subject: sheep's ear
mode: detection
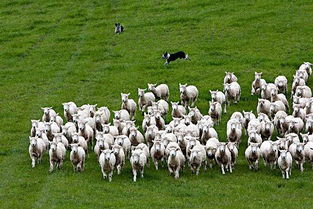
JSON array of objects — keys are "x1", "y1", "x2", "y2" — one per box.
[
  {"x1": 127, "y1": 93, "x2": 130, "y2": 96},
  {"x1": 120, "y1": 93, "x2": 123, "y2": 96}
]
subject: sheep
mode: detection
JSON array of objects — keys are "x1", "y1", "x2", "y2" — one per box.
[
  {"x1": 304, "y1": 141, "x2": 313, "y2": 168},
  {"x1": 102, "y1": 123, "x2": 119, "y2": 136},
  {"x1": 121, "y1": 93, "x2": 137, "y2": 120},
  {"x1": 210, "y1": 90, "x2": 227, "y2": 113},
  {"x1": 167, "y1": 147, "x2": 185, "y2": 179},
  {"x1": 53, "y1": 133, "x2": 69, "y2": 149},
  {"x1": 129, "y1": 126, "x2": 144, "y2": 146},
  {"x1": 208, "y1": 102, "x2": 222, "y2": 125},
  {"x1": 299, "y1": 62, "x2": 312, "y2": 76},
  {"x1": 205, "y1": 137, "x2": 219, "y2": 168},
  {"x1": 274, "y1": 75, "x2": 288, "y2": 93},
  {"x1": 145, "y1": 125, "x2": 159, "y2": 148},
  {"x1": 245, "y1": 143, "x2": 261, "y2": 171},
  {"x1": 62, "y1": 122, "x2": 77, "y2": 142},
  {"x1": 200, "y1": 122, "x2": 218, "y2": 144},
  {"x1": 260, "y1": 83, "x2": 277, "y2": 100},
  {"x1": 112, "y1": 144, "x2": 125, "y2": 175},
  {"x1": 99, "y1": 149, "x2": 115, "y2": 181},
  {"x1": 223, "y1": 82, "x2": 241, "y2": 105},
  {"x1": 247, "y1": 130, "x2": 262, "y2": 145},
  {"x1": 257, "y1": 113, "x2": 270, "y2": 123},
  {"x1": 130, "y1": 149, "x2": 147, "y2": 182},
  {"x1": 285, "y1": 133, "x2": 300, "y2": 147},
  {"x1": 273, "y1": 111, "x2": 287, "y2": 136},
  {"x1": 186, "y1": 137, "x2": 201, "y2": 159},
  {"x1": 171, "y1": 102, "x2": 186, "y2": 118},
  {"x1": 44, "y1": 122, "x2": 61, "y2": 141},
  {"x1": 114, "y1": 135, "x2": 131, "y2": 158},
  {"x1": 260, "y1": 140, "x2": 278, "y2": 169},
  {"x1": 78, "y1": 120, "x2": 94, "y2": 147},
  {"x1": 28, "y1": 136, "x2": 46, "y2": 168},
  {"x1": 179, "y1": 83, "x2": 199, "y2": 107},
  {"x1": 227, "y1": 119, "x2": 242, "y2": 145},
  {"x1": 305, "y1": 99, "x2": 313, "y2": 115},
  {"x1": 35, "y1": 129, "x2": 49, "y2": 149},
  {"x1": 95, "y1": 131, "x2": 114, "y2": 147},
  {"x1": 269, "y1": 101, "x2": 286, "y2": 119},
  {"x1": 301, "y1": 133, "x2": 313, "y2": 144},
  {"x1": 150, "y1": 139, "x2": 166, "y2": 170},
  {"x1": 188, "y1": 107, "x2": 203, "y2": 124},
  {"x1": 278, "y1": 150, "x2": 292, "y2": 179},
  {"x1": 296, "y1": 69, "x2": 309, "y2": 82},
  {"x1": 161, "y1": 132, "x2": 177, "y2": 148},
  {"x1": 62, "y1": 102, "x2": 77, "y2": 122},
  {"x1": 30, "y1": 120, "x2": 45, "y2": 137},
  {"x1": 147, "y1": 83, "x2": 169, "y2": 101},
  {"x1": 134, "y1": 143, "x2": 150, "y2": 163},
  {"x1": 292, "y1": 104, "x2": 306, "y2": 121},
  {"x1": 230, "y1": 112, "x2": 244, "y2": 125},
  {"x1": 295, "y1": 85, "x2": 312, "y2": 98},
  {"x1": 120, "y1": 120, "x2": 135, "y2": 136},
  {"x1": 154, "y1": 111, "x2": 165, "y2": 130},
  {"x1": 247, "y1": 119, "x2": 261, "y2": 135},
  {"x1": 260, "y1": 121, "x2": 274, "y2": 141},
  {"x1": 215, "y1": 142, "x2": 232, "y2": 174},
  {"x1": 291, "y1": 76, "x2": 306, "y2": 98},
  {"x1": 72, "y1": 133, "x2": 88, "y2": 156},
  {"x1": 289, "y1": 142, "x2": 305, "y2": 172},
  {"x1": 50, "y1": 113, "x2": 64, "y2": 128},
  {"x1": 270, "y1": 88, "x2": 289, "y2": 110},
  {"x1": 176, "y1": 132, "x2": 188, "y2": 155},
  {"x1": 41, "y1": 107, "x2": 57, "y2": 122},
  {"x1": 153, "y1": 100, "x2": 169, "y2": 117},
  {"x1": 251, "y1": 72, "x2": 267, "y2": 95},
  {"x1": 142, "y1": 113, "x2": 156, "y2": 132},
  {"x1": 242, "y1": 111, "x2": 256, "y2": 135},
  {"x1": 305, "y1": 119, "x2": 313, "y2": 134},
  {"x1": 138, "y1": 88, "x2": 155, "y2": 112},
  {"x1": 189, "y1": 144, "x2": 206, "y2": 175},
  {"x1": 113, "y1": 109, "x2": 130, "y2": 121},
  {"x1": 276, "y1": 137, "x2": 289, "y2": 150},
  {"x1": 257, "y1": 99, "x2": 271, "y2": 115},
  {"x1": 69, "y1": 143, "x2": 86, "y2": 172},
  {"x1": 224, "y1": 72, "x2": 238, "y2": 84},
  {"x1": 49, "y1": 141, "x2": 66, "y2": 172},
  {"x1": 94, "y1": 138, "x2": 110, "y2": 158},
  {"x1": 287, "y1": 118, "x2": 304, "y2": 135},
  {"x1": 227, "y1": 142, "x2": 238, "y2": 169}
]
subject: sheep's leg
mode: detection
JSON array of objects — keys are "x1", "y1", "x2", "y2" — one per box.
[
  {"x1": 73, "y1": 164, "x2": 76, "y2": 172},
  {"x1": 286, "y1": 169, "x2": 289, "y2": 179},
  {"x1": 59, "y1": 160, "x2": 63, "y2": 169},
  {"x1": 132, "y1": 169, "x2": 137, "y2": 182},
  {"x1": 229, "y1": 163, "x2": 233, "y2": 173},
  {"x1": 141, "y1": 167, "x2": 144, "y2": 178},
  {"x1": 109, "y1": 171, "x2": 113, "y2": 182},
  {"x1": 154, "y1": 159, "x2": 159, "y2": 170},
  {"x1": 168, "y1": 166, "x2": 174, "y2": 175},
  {"x1": 174, "y1": 169, "x2": 179, "y2": 179},
  {"x1": 196, "y1": 165, "x2": 201, "y2": 175},
  {"x1": 282, "y1": 171, "x2": 285, "y2": 179},
  {"x1": 224, "y1": 103, "x2": 227, "y2": 113},
  {"x1": 49, "y1": 161, "x2": 54, "y2": 172},
  {"x1": 300, "y1": 162, "x2": 304, "y2": 172},
  {"x1": 31, "y1": 157, "x2": 36, "y2": 168},
  {"x1": 221, "y1": 164, "x2": 225, "y2": 174},
  {"x1": 255, "y1": 160, "x2": 259, "y2": 171},
  {"x1": 117, "y1": 165, "x2": 121, "y2": 175}
]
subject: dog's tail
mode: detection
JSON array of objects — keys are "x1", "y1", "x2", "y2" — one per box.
[{"x1": 185, "y1": 54, "x2": 191, "y2": 61}]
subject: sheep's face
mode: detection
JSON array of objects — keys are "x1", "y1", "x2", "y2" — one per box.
[
  {"x1": 146, "y1": 126, "x2": 156, "y2": 136},
  {"x1": 278, "y1": 138, "x2": 288, "y2": 150},
  {"x1": 30, "y1": 137, "x2": 38, "y2": 147},
  {"x1": 113, "y1": 111, "x2": 121, "y2": 120},
  {"x1": 269, "y1": 104, "x2": 276, "y2": 115},
  {"x1": 95, "y1": 132, "x2": 104, "y2": 140},
  {"x1": 179, "y1": 84, "x2": 187, "y2": 94},
  {"x1": 155, "y1": 111, "x2": 161, "y2": 120},
  {"x1": 202, "y1": 124, "x2": 209, "y2": 133},
  {"x1": 50, "y1": 142, "x2": 57, "y2": 152},
  {"x1": 95, "y1": 114, "x2": 101, "y2": 122},
  {"x1": 306, "y1": 120, "x2": 313, "y2": 129},
  {"x1": 289, "y1": 121, "x2": 296, "y2": 130},
  {"x1": 72, "y1": 114, "x2": 80, "y2": 124},
  {"x1": 78, "y1": 121, "x2": 86, "y2": 131},
  {"x1": 296, "y1": 143, "x2": 304, "y2": 154},
  {"x1": 42, "y1": 107, "x2": 51, "y2": 116},
  {"x1": 272, "y1": 143, "x2": 278, "y2": 153},
  {"x1": 35, "y1": 129, "x2": 42, "y2": 138},
  {"x1": 270, "y1": 88, "x2": 277, "y2": 97},
  {"x1": 296, "y1": 87, "x2": 303, "y2": 97},
  {"x1": 44, "y1": 122, "x2": 51, "y2": 132},
  {"x1": 115, "y1": 137, "x2": 123, "y2": 146},
  {"x1": 255, "y1": 72, "x2": 262, "y2": 80},
  {"x1": 154, "y1": 141, "x2": 162, "y2": 152},
  {"x1": 210, "y1": 91, "x2": 217, "y2": 100},
  {"x1": 301, "y1": 134, "x2": 309, "y2": 143},
  {"x1": 130, "y1": 128, "x2": 137, "y2": 137},
  {"x1": 113, "y1": 145, "x2": 121, "y2": 155},
  {"x1": 72, "y1": 134, "x2": 79, "y2": 143},
  {"x1": 31, "y1": 120, "x2": 39, "y2": 128},
  {"x1": 121, "y1": 93, "x2": 129, "y2": 103},
  {"x1": 265, "y1": 122, "x2": 272, "y2": 130},
  {"x1": 63, "y1": 103, "x2": 69, "y2": 112},
  {"x1": 250, "y1": 144, "x2": 258, "y2": 155},
  {"x1": 189, "y1": 138, "x2": 197, "y2": 148},
  {"x1": 103, "y1": 150, "x2": 112, "y2": 161},
  {"x1": 138, "y1": 88, "x2": 145, "y2": 97},
  {"x1": 155, "y1": 132, "x2": 162, "y2": 141},
  {"x1": 71, "y1": 144, "x2": 79, "y2": 154},
  {"x1": 165, "y1": 125, "x2": 172, "y2": 133},
  {"x1": 230, "y1": 123, "x2": 237, "y2": 131},
  {"x1": 169, "y1": 148, "x2": 178, "y2": 158},
  {"x1": 261, "y1": 84, "x2": 267, "y2": 91},
  {"x1": 219, "y1": 143, "x2": 226, "y2": 154},
  {"x1": 223, "y1": 84, "x2": 230, "y2": 92},
  {"x1": 147, "y1": 106, "x2": 154, "y2": 115},
  {"x1": 98, "y1": 139, "x2": 105, "y2": 149},
  {"x1": 190, "y1": 150, "x2": 199, "y2": 161},
  {"x1": 183, "y1": 115, "x2": 191, "y2": 125},
  {"x1": 148, "y1": 83, "x2": 157, "y2": 91},
  {"x1": 102, "y1": 125, "x2": 110, "y2": 134},
  {"x1": 132, "y1": 153, "x2": 140, "y2": 164},
  {"x1": 279, "y1": 150, "x2": 287, "y2": 160},
  {"x1": 209, "y1": 103, "x2": 216, "y2": 111},
  {"x1": 171, "y1": 102, "x2": 179, "y2": 110}
]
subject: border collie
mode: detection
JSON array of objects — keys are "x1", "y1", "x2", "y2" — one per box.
[
  {"x1": 162, "y1": 51, "x2": 190, "y2": 65},
  {"x1": 115, "y1": 23, "x2": 124, "y2": 34}
]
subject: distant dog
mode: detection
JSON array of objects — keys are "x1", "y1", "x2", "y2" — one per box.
[
  {"x1": 115, "y1": 23, "x2": 124, "y2": 34},
  {"x1": 162, "y1": 51, "x2": 190, "y2": 65}
]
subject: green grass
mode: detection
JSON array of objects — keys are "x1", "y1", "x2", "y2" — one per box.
[{"x1": 1, "y1": 0, "x2": 313, "y2": 208}]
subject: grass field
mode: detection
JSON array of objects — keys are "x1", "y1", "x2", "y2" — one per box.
[{"x1": 1, "y1": 0, "x2": 313, "y2": 208}]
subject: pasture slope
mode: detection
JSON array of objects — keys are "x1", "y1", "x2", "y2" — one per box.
[{"x1": 1, "y1": 0, "x2": 313, "y2": 208}]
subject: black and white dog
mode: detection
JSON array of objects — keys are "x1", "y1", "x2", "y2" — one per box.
[
  {"x1": 162, "y1": 51, "x2": 190, "y2": 65},
  {"x1": 114, "y1": 23, "x2": 124, "y2": 34}
]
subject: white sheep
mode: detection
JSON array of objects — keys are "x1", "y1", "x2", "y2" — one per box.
[
  {"x1": 274, "y1": 75, "x2": 288, "y2": 93},
  {"x1": 215, "y1": 142, "x2": 232, "y2": 174},
  {"x1": 289, "y1": 142, "x2": 305, "y2": 172},
  {"x1": 200, "y1": 122, "x2": 218, "y2": 144},
  {"x1": 30, "y1": 120, "x2": 45, "y2": 137},
  {"x1": 287, "y1": 118, "x2": 304, "y2": 135},
  {"x1": 148, "y1": 83, "x2": 169, "y2": 101},
  {"x1": 112, "y1": 144, "x2": 125, "y2": 175},
  {"x1": 242, "y1": 111, "x2": 256, "y2": 135},
  {"x1": 223, "y1": 82, "x2": 241, "y2": 105},
  {"x1": 78, "y1": 120, "x2": 94, "y2": 147},
  {"x1": 179, "y1": 83, "x2": 199, "y2": 107},
  {"x1": 189, "y1": 144, "x2": 206, "y2": 175},
  {"x1": 102, "y1": 123, "x2": 119, "y2": 136},
  {"x1": 295, "y1": 85, "x2": 312, "y2": 98},
  {"x1": 171, "y1": 102, "x2": 186, "y2": 118},
  {"x1": 129, "y1": 126, "x2": 144, "y2": 146},
  {"x1": 247, "y1": 130, "x2": 262, "y2": 145},
  {"x1": 70, "y1": 143, "x2": 86, "y2": 172},
  {"x1": 61, "y1": 122, "x2": 77, "y2": 142},
  {"x1": 260, "y1": 121, "x2": 274, "y2": 141},
  {"x1": 154, "y1": 111, "x2": 165, "y2": 130},
  {"x1": 227, "y1": 119, "x2": 242, "y2": 144},
  {"x1": 227, "y1": 142, "x2": 238, "y2": 169},
  {"x1": 72, "y1": 133, "x2": 88, "y2": 156},
  {"x1": 291, "y1": 76, "x2": 306, "y2": 98},
  {"x1": 49, "y1": 141, "x2": 66, "y2": 172},
  {"x1": 121, "y1": 93, "x2": 137, "y2": 120},
  {"x1": 28, "y1": 136, "x2": 46, "y2": 168},
  {"x1": 245, "y1": 143, "x2": 261, "y2": 171},
  {"x1": 130, "y1": 149, "x2": 147, "y2": 182},
  {"x1": 97, "y1": 106, "x2": 110, "y2": 124},
  {"x1": 53, "y1": 133, "x2": 69, "y2": 149},
  {"x1": 296, "y1": 69, "x2": 309, "y2": 82},
  {"x1": 257, "y1": 99, "x2": 271, "y2": 115},
  {"x1": 205, "y1": 137, "x2": 219, "y2": 168},
  {"x1": 150, "y1": 139, "x2": 166, "y2": 170},
  {"x1": 99, "y1": 149, "x2": 116, "y2": 181},
  {"x1": 114, "y1": 135, "x2": 131, "y2": 158},
  {"x1": 62, "y1": 102, "x2": 78, "y2": 122},
  {"x1": 304, "y1": 141, "x2": 313, "y2": 168},
  {"x1": 305, "y1": 119, "x2": 313, "y2": 134},
  {"x1": 260, "y1": 140, "x2": 278, "y2": 169},
  {"x1": 208, "y1": 102, "x2": 222, "y2": 125},
  {"x1": 138, "y1": 88, "x2": 155, "y2": 112},
  {"x1": 270, "y1": 88, "x2": 289, "y2": 110},
  {"x1": 94, "y1": 138, "x2": 110, "y2": 158},
  {"x1": 95, "y1": 131, "x2": 114, "y2": 147},
  {"x1": 145, "y1": 125, "x2": 159, "y2": 148},
  {"x1": 260, "y1": 83, "x2": 277, "y2": 100},
  {"x1": 269, "y1": 101, "x2": 286, "y2": 119},
  {"x1": 41, "y1": 107, "x2": 57, "y2": 122},
  {"x1": 188, "y1": 107, "x2": 203, "y2": 124},
  {"x1": 186, "y1": 137, "x2": 201, "y2": 159},
  {"x1": 210, "y1": 90, "x2": 227, "y2": 113},
  {"x1": 50, "y1": 113, "x2": 64, "y2": 128},
  {"x1": 167, "y1": 147, "x2": 185, "y2": 179},
  {"x1": 251, "y1": 72, "x2": 266, "y2": 95},
  {"x1": 35, "y1": 129, "x2": 49, "y2": 150},
  {"x1": 113, "y1": 109, "x2": 130, "y2": 121},
  {"x1": 278, "y1": 150, "x2": 292, "y2": 179},
  {"x1": 224, "y1": 72, "x2": 238, "y2": 84},
  {"x1": 292, "y1": 104, "x2": 306, "y2": 121},
  {"x1": 113, "y1": 119, "x2": 125, "y2": 134}
]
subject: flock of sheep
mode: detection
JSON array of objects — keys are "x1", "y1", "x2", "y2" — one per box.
[{"x1": 29, "y1": 62, "x2": 313, "y2": 181}]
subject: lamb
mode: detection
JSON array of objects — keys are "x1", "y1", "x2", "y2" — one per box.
[
  {"x1": 28, "y1": 136, "x2": 46, "y2": 168},
  {"x1": 69, "y1": 143, "x2": 86, "y2": 172},
  {"x1": 121, "y1": 93, "x2": 137, "y2": 120},
  {"x1": 245, "y1": 143, "x2": 261, "y2": 171},
  {"x1": 138, "y1": 88, "x2": 155, "y2": 112},
  {"x1": 257, "y1": 99, "x2": 271, "y2": 115},
  {"x1": 95, "y1": 131, "x2": 114, "y2": 147},
  {"x1": 167, "y1": 147, "x2": 185, "y2": 179},
  {"x1": 130, "y1": 149, "x2": 147, "y2": 182},
  {"x1": 274, "y1": 75, "x2": 288, "y2": 93},
  {"x1": 292, "y1": 105, "x2": 306, "y2": 121},
  {"x1": 114, "y1": 135, "x2": 131, "y2": 158},
  {"x1": 50, "y1": 113, "x2": 64, "y2": 128},
  {"x1": 35, "y1": 129, "x2": 49, "y2": 149},
  {"x1": 150, "y1": 139, "x2": 166, "y2": 170},
  {"x1": 296, "y1": 69, "x2": 309, "y2": 82},
  {"x1": 278, "y1": 150, "x2": 292, "y2": 179},
  {"x1": 227, "y1": 142, "x2": 238, "y2": 169},
  {"x1": 62, "y1": 122, "x2": 77, "y2": 142},
  {"x1": 102, "y1": 124, "x2": 119, "y2": 136},
  {"x1": 53, "y1": 133, "x2": 69, "y2": 149},
  {"x1": 186, "y1": 137, "x2": 201, "y2": 159},
  {"x1": 273, "y1": 111, "x2": 287, "y2": 136},
  {"x1": 99, "y1": 149, "x2": 116, "y2": 181},
  {"x1": 147, "y1": 83, "x2": 169, "y2": 101},
  {"x1": 44, "y1": 122, "x2": 61, "y2": 141},
  {"x1": 78, "y1": 121, "x2": 94, "y2": 147},
  {"x1": 62, "y1": 102, "x2": 78, "y2": 122},
  {"x1": 260, "y1": 140, "x2": 278, "y2": 169},
  {"x1": 224, "y1": 72, "x2": 238, "y2": 84},
  {"x1": 289, "y1": 143, "x2": 305, "y2": 172},
  {"x1": 112, "y1": 144, "x2": 125, "y2": 174},
  {"x1": 94, "y1": 138, "x2": 110, "y2": 158},
  {"x1": 247, "y1": 130, "x2": 262, "y2": 145},
  {"x1": 247, "y1": 118, "x2": 261, "y2": 135},
  {"x1": 227, "y1": 119, "x2": 242, "y2": 144},
  {"x1": 41, "y1": 107, "x2": 57, "y2": 122},
  {"x1": 205, "y1": 137, "x2": 219, "y2": 168},
  {"x1": 269, "y1": 101, "x2": 286, "y2": 119},
  {"x1": 208, "y1": 102, "x2": 222, "y2": 125},
  {"x1": 153, "y1": 100, "x2": 169, "y2": 117},
  {"x1": 179, "y1": 83, "x2": 199, "y2": 107},
  {"x1": 223, "y1": 82, "x2": 241, "y2": 105},
  {"x1": 260, "y1": 121, "x2": 274, "y2": 140},
  {"x1": 97, "y1": 106, "x2": 110, "y2": 124},
  {"x1": 291, "y1": 76, "x2": 306, "y2": 98},
  {"x1": 171, "y1": 102, "x2": 186, "y2": 118},
  {"x1": 189, "y1": 144, "x2": 206, "y2": 175},
  {"x1": 285, "y1": 133, "x2": 300, "y2": 147},
  {"x1": 215, "y1": 142, "x2": 232, "y2": 174},
  {"x1": 299, "y1": 62, "x2": 312, "y2": 76},
  {"x1": 287, "y1": 118, "x2": 304, "y2": 135},
  {"x1": 142, "y1": 113, "x2": 155, "y2": 132},
  {"x1": 145, "y1": 125, "x2": 159, "y2": 148},
  {"x1": 188, "y1": 107, "x2": 203, "y2": 124},
  {"x1": 113, "y1": 109, "x2": 130, "y2": 121},
  {"x1": 72, "y1": 133, "x2": 88, "y2": 156},
  {"x1": 134, "y1": 143, "x2": 150, "y2": 163},
  {"x1": 295, "y1": 85, "x2": 312, "y2": 98},
  {"x1": 200, "y1": 122, "x2": 218, "y2": 144},
  {"x1": 270, "y1": 88, "x2": 289, "y2": 110},
  {"x1": 260, "y1": 83, "x2": 277, "y2": 100},
  {"x1": 251, "y1": 72, "x2": 267, "y2": 95},
  {"x1": 210, "y1": 90, "x2": 227, "y2": 113},
  {"x1": 30, "y1": 120, "x2": 45, "y2": 137},
  {"x1": 129, "y1": 126, "x2": 144, "y2": 146},
  {"x1": 242, "y1": 111, "x2": 256, "y2": 135},
  {"x1": 300, "y1": 133, "x2": 313, "y2": 144},
  {"x1": 49, "y1": 141, "x2": 66, "y2": 172}
]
